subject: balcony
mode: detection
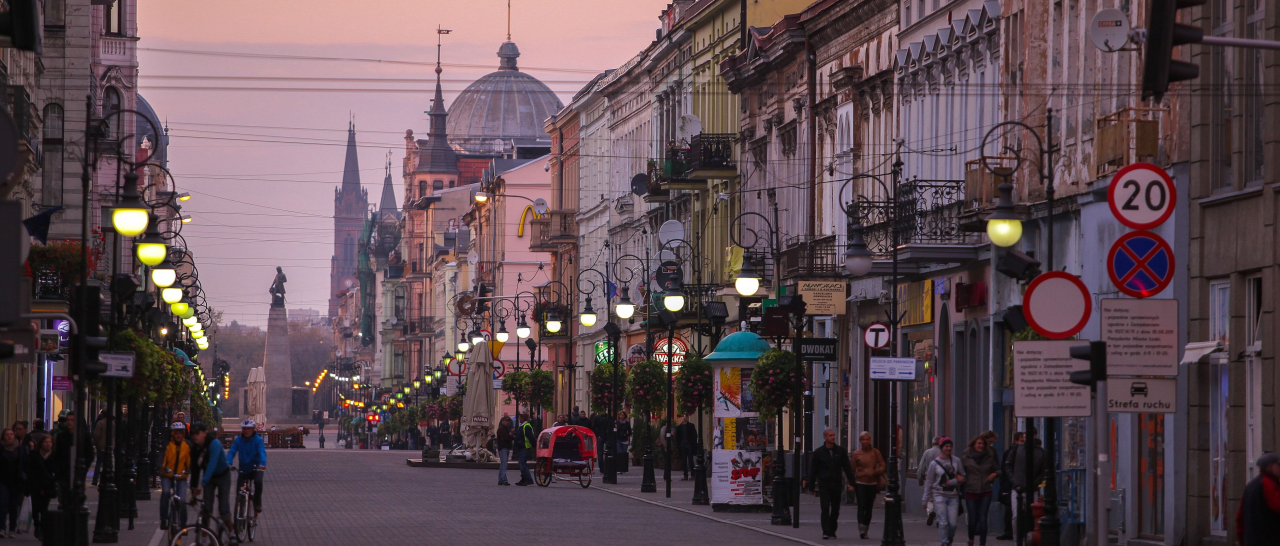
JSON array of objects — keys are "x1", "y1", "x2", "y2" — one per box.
[
  {"x1": 854, "y1": 178, "x2": 980, "y2": 264},
  {"x1": 652, "y1": 134, "x2": 738, "y2": 192},
  {"x1": 528, "y1": 216, "x2": 556, "y2": 252},
  {"x1": 780, "y1": 235, "x2": 845, "y2": 279},
  {"x1": 958, "y1": 157, "x2": 1012, "y2": 231},
  {"x1": 1095, "y1": 107, "x2": 1162, "y2": 177},
  {"x1": 548, "y1": 210, "x2": 577, "y2": 244},
  {"x1": 98, "y1": 35, "x2": 138, "y2": 67},
  {"x1": 475, "y1": 260, "x2": 498, "y2": 285},
  {"x1": 385, "y1": 264, "x2": 404, "y2": 279}
]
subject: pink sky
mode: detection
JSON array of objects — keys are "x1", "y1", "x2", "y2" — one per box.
[{"x1": 138, "y1": 0, "x2": 669, "y2": 326}]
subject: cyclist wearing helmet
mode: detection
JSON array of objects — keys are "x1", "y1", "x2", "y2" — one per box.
[
  {"x1": 159, "y1": 421, "x2": 191, "y2": 529},
  {"x1": 193, "y1": 424, "x2": 235, "y2": 543},
  {"x1": 227, "y1": 419, "x2": 267, "y2": 515}
]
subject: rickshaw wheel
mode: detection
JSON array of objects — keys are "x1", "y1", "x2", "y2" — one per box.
[
  {"x1": 534, "y1": 457, "x2": 552, "y2": 487},
  {"x1": 580, "y1": 473, "x2": 591, "y2": 489}
]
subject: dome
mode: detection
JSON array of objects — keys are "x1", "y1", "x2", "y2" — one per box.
[
  {"x1": 136, "y1": 94, "x2": 167, "y2": 167},
  {"x1": 705, "y1": 332, "x2": 772, "y2": 362},
  {"x1": 446, "y1": 41, "x2": 564, "y2": 155}
]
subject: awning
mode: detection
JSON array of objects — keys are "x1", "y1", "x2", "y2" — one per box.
[{"x1": 1180, "y1": 341, "x2": 1223, "y2": 365}]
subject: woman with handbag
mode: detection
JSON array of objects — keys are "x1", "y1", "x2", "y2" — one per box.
[
  {"x1": 0, "y1": 428, "x2": 28, "y2": 538},
  {"x1": 851, "y1": 431, "x2": 887, "y2": 539}
]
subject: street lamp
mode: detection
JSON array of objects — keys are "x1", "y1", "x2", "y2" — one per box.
[
  {"x1": 473, "y1": 191, "x2": 489, "y2": 203},
  {"x1": 733, "y1": 256, "x2": 761, "y2": 296},
  {"x1": 111, "y1": 175, "x2": 149, "y2": 237},
  {"x1": 844, "y1": 220, "x2": 874, "y2": 277},
  {"x1": 662, "y1": 285, "x2": 686, "y2": 312},
  {"x1": 516, "y1": 315, "x2": 532, "y2": 339},
  {"x1": 135, "y1": 217, "x2": 167, "y2": 267},
  {"x1": 182, "y1": 315, "x2": 198, "y2": 327},
  {"x1": 161, "y1": 286, "x2": 184, "y2": 304},
  {"x1": 151, "y1": 257, "x2": 176, "y2": 288},
  {"x1": 457, "y1": 340, "x2": 470, "y2": 353},
  {"x1": 470, "y1": 329, "x2": 485, "y2": 346},
  {"x1": 169, "y1": 295, "x2": 191, "y2": 317},
  {"x1": 579, "y1": 296, "x2": 597, "y2": 327},
  {"x1": 545, "y1": 309, "x2": 563, "y2": 334},
  {"x1": 614, "y1": 287, "x2": 635, "y2": 319},
  {"x1": 985, "y1": 180, "x2": 1023, "y2": 248},
  {"x1": 496, "y1": 322, "x2": 510, "y2": 343}
]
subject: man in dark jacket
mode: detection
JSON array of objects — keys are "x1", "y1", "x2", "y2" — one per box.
[
  {"x1": 996, "y1": 432, "x2": 1024, "y2": 540},
  {"x1": 53, "y1": 410, "x2": 93, "y2": 501},
  {"x1": 1237, "y1": 452, "x2": 1280, "y2": 546},
  {"x1": 674, "y1": 415, "x2": 699, "y2": 480},
  {"x1": 804, "y1": 428, "x2": 857, "y2": 540},
  {"x1": 1001, "y1": 431, "x2": 1044, "y2": 542}
]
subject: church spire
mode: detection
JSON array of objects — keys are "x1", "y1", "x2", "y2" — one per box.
[
  {"x1": 378, "y1": 151, "x2": 398, "y2": 217},
  {"x1": 340, "y1": 121, "x2": 361, "y2": 194},
  {"x1": 430, "y1": 26, "x2": 451, "y2": 137}
]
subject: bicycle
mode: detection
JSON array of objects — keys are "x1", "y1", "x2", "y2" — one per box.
[
  {"x1": 232, "y1": 468, "x2": 261, "y2": 543},
  {"x1": 165, "y1": 490, "x2": 188, "y2": 543},
  {"x1": 170, "y1": 497, "x2": 232, "y2": 546}
]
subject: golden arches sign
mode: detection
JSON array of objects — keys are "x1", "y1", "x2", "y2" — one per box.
[{"x1": 517, "y1": 205, "x2": 545, "y2": 237}]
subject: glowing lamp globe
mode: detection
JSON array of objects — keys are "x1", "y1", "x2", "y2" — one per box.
[
  {"x1": 169, "y1": 301, "x2": 190, "y2": 317},
  {"x1": 161, "y1": 287, "x2": 184, "y2": 304}
]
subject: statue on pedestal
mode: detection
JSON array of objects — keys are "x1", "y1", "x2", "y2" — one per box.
[{"x1": 269, "y1": 266, "x2": 287, "y2": 307}]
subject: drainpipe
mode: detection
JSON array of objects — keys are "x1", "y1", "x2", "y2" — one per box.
[
  {"x1": 740, "y1": 0, "x2": 748, "y2": 52},
  {"x1": 806, "y1": 41, "x2": 817, "y2": 241}
]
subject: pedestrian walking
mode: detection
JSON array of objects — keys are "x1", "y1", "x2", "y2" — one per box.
[
  {"x1": 918, "y1": 435, "x2": 942, "y2": 525},
  {"x1": 995, "y1": 431, "x2": 1023, "y2": 540},
  {"x1": 851, "y1": 431, "x2": 886, "y2": 539},
  {"x1": 675, "y1": 415, "x2": 698, "y2": 480},
  {"x1": 90, "y1": 409, "x2": 107, "y2": 486},
  {"x1": 1001, "y1": 429, "x2": 1045, "y2": 542},
  {"x1": 0, "y1": 428, "x2": 28, "y2": 538},
  {"x1": 53, "y1": 409, "x2": 92, "y2": 497},
  {"x1": 514, "y1": 413, "x2": 536, "y2": 486},
  {"x1": 804, "y1": 429, "x2": 856, "y2": 540},
  {"x1": 159, "y1": 422, "x2": 192, "y2": 529},
  {"x1": 27, "y1": 434, "x2": 55, "y2": 540},
  {"x1": 615, "y1": 412, "x2": 631, "y2": 473},
  {"x1": 318, "y1": 433, "x2": 325, "y2": 449},
  {"x1": 1236, "y1": 452, "x2": 1280, "y2": 545},
  {"x1": 11, "y1": 421, "x2": 32, "y2": 452},
  {"x1": 495, "y1": 416, "x2": 514, "y2": 486},
  {"x1": 962, "y1": 435, "x2": 1000, "y2": 546},
  {"x1": 923, "y1": 437, "x2": 965, "y2": 546}
]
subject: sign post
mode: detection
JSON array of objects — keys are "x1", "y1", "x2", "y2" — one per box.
[
  {"x1": 1013, "y1": 340, "x2": 1092, "y2": 418},
  {"x1": 798, "y1": 338, "x2": 837, "y2": 361},
  {"x1": 1100, "y1": 299, "x2": 1178, "y2": 376},
  {"x1": 869, "y1": 357, "x2": 917, "y2": 381},
  {"x1": 863, "y1": 323, "x2": 889, "y2": 350},
  {"x1": 1022, "y1": 272, "x2": 1092, "y2": 340}
]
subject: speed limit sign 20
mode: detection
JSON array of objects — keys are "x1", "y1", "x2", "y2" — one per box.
[{"x1": 1108, "y1": 163, "x2": 1176, "y2": 230}]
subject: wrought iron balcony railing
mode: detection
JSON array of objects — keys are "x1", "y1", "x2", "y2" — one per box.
[
  {"x1": 853, "y1": 178, "x2": 969, "y2": 255},
  {"x1": 780, "y1": 235, "x2": 845, "y2": 279}
]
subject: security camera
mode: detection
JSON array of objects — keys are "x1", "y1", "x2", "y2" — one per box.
[{"x1": 544, "y1": 163, "x2": 551, "y2": 172}]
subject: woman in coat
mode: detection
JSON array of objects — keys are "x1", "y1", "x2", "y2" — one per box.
[
  {"x1": 0, "y1": 428, "x2": 28, "y2": 538},
  {"x1": 27, "y1": 434, "x2": 55, "y2": 540},
  {"x1": 962, "y1": 435, "x2": 1001, "y2": 546},
  {"x1": 850, "y1": 431, "x2": 886, "y2": 539},
  {"x1": 495, "y1": 417, "x2": 514, "y2": 486}
]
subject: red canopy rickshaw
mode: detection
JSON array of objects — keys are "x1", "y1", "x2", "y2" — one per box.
[{"x1": 534, "y1": 425, "x2": 597, "y2": 488}]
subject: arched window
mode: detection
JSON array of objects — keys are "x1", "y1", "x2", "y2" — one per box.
[
  {"x1": 418, "y1": 181, "x2": 426, "y2": 198},
  {"x1": 343, "y1": 235, "x2": 355, "y2": 267},
  {"x1": 102, "y1": 87, "x2": 121, "y2": 138},
  {"x1": 432, "y1": 180, "x2": 444, "y2": 191},
  {"x1": 41, "y1": 104, "x2": 63, "y2": 206}
]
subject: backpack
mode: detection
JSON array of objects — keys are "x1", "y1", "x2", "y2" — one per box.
[{"x1": 934, "y1": 457, "x2": 958, "y2": 492}]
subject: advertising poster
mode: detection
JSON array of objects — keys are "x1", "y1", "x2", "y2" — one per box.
[
  {"x1": 714, "y1": 365, "x2": 758, "y2": 418},
  {"x1": 710, "y1": 449, "x2": 765, "y2": 505}
]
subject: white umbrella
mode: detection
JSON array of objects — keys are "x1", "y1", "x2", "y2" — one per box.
[
  {"x1": 461, "y1": 341, "x2": 496, "y2": 449},
  {"x1": 247, "y1": 367, "x2": 267, "y2": 427}
]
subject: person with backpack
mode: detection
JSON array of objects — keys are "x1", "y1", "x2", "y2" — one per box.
[
  {"x1": 514, "y1": 413, "x2": 537, "y2": 486},
  {"x1": 159, "y1": 422, "x2": 192, "y2": 529},
  {"x1": 922, "y1": 437, "x2": 965, "y2": 546}
]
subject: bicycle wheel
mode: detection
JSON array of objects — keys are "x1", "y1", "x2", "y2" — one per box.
[
  {"x1": 170, "y1": 526, "x2": 220, "y2": 546},
  {"x1": 247, "y1": 514, "x2": 257, "y2": 542},
  {"x1": 233, "y1": 492, "x2": 248, "y2": 541},
  {"x1": 167, "y1": 498, "x2": 185, "y2": 541}
]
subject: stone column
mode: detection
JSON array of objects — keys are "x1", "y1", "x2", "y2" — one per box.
[{"x1": 263, "y1": 306, "x2": 294, "y2": 421}]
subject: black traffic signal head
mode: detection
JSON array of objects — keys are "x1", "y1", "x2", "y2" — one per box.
[
  {"x1": 1142, "y1": 0, "x2": 1205, "y2": 101},
  {"x1": 1069, "y1": 341, "x2": 1108, "y2": 389}
]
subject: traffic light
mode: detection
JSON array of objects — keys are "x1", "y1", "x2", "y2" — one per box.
[
  {"x1": 1069, "y1": 341, "x2": 1108, "y2": 388},
  {"x1": 0, "y1": 0, "x2": 42, "y2": 53},
  {"x1": 1142, "y1": 0, "x2": 1204, "y2": 101},
  {"x1": 71, "y1": 285, "x2": 108, "y2": 378}
]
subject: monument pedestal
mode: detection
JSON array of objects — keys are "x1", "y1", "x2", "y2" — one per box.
[{"x1": 263, "y1": 306, "x2": 294, "y2": 423}]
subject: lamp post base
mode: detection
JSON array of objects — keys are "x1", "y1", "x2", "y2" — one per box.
[
  {"x1": 602, "y1": 442, "x2": 618, "y2": 485},
  {"x1": 770, "y1": 452, "x2": 791, "y2": 526},
  {"x1": 640, "y1": 450, "x2": 657, "y2": 493},
  {"x1": 91, "y1": 482, "x2": 119, "y2": 543},
  {"x1": 691, "y1": 452, "x2": 709, "y2": 505},
  {"x1": 880, "y1": 491, "x2": 906, "y2": 546}
]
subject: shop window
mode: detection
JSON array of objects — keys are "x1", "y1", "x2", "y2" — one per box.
[
  {"x1": 1245, "y1": 276, "x2": 1263, "y2": 477},
  {"x1": 1209, "y1": 354, "x2": 1229, "y2": 535},
  {"x1": 905, "y1": 331, "x2": 935, "y2": 475},
  {"x1": 1138, "y1": 414, "x2": 1166, "y2": 538}
]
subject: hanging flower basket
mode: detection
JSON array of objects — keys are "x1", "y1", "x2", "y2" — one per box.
[
  {"x1": 501, "y1": 370, "x2": 530, "y2": 404},
  {"x1": 675, "y1": 353, "x2": 712, "y2": 416},
  {"x1": 589, "y1": 362, "x2": 628, "y2": 415},
  {"x1": 531, "y1": 301, "x2": 571, "y2": 324},
  {"x1": 528, "y1": 369, "x2": 554, "y2": 410},
  {"x1": 626, "y1": 360, "x2": 667, "y2": 418},
  {"x1": 749, "y1": 348, "x2": 799, "y2": 420}
]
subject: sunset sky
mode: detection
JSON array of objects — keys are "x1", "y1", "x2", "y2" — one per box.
[{"x1": 138, "y1": 0, "x2": 669, "y2": 326}]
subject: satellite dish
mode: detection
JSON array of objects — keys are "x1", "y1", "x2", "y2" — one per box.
[
  {"x1": 389, "y1": 317, "x2": 398, "y2": 325},
  {"x1": 1089, "y1": 8, "x2": 1131, "y2": 52},
  {"x1": 630, "y1": 173, "x2": 649, "y2": 196},
  {"x1": 466, "y1": 251, "x2": 479, "y2": 264},
  {"x1": 533, "y1": 198, "x2": 549, "y2": 215},
  {"x1": 677, "y1": 114, "x2": 702, "y2": 142},
  {"x1": 658, "y1": 220, "x2": 684, "y2": 246}
]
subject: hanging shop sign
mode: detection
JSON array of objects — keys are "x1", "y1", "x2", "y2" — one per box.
[
  {"x1": 653, "y1": 336, "x2": 688, "y2": 373},
  {"x1": 797, "y1": 281, "x2": 846, "y2": 315}
]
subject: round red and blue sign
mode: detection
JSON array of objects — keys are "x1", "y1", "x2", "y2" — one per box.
[{"x1": 1107, "y1": 230, "x2": 1174, "y2": 299}]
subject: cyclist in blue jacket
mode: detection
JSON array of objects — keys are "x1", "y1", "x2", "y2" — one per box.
[
  {"x1": 227, "y1": 419, "x2": 267, "y2": 516},
  {"x1": 193, "y1": 425, "x2": 234, "y2": 543}
]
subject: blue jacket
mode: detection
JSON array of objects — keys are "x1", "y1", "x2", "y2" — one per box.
[
  {"x1": 227, "y1": 433, "x2": 267, "y2": 472},
  {"x1": 200, "y1": 439, "x2": 229, "y2": 486}
]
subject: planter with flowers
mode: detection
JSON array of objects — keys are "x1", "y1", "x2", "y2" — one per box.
[
  {"x1": 748, "y1": 348, "x2": 800, "y2": 420},
  {"x1": 675, "y1": 353, "x2": 712, "y2": 416}
]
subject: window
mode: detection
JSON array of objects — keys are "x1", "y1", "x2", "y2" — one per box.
[
  {"x1": 433, "y1": 179, "x2": 443, "y2": 191},
  {"x1": 104, "y1": 0, "x2": 124, "y2": 35},
  {"x1": 1208, "y1": 278, "x2": 1230, "y2": 535},
  {"x1": 1209, "y1": 280, "x2": 1230, "y2": 345},
  {"x1": 1243, "y1": 0, "x2": 1265, "y2": 184},
  {"x1": 1210, "y1": 0, "x2": 1234, "y2": 191},
  {"x1": 44, "y1": 0, "x2": 65, "y2": 27},
  {"x1": 102, "y1": 88, "x2": 121, "y2": 139},
  {"x1": 1246, "y1": 276, "x2": 1262, "y2": 348},
  {"x1": 1138, "y1": 413, "x2": 1166, "y2": 538},
  {"x1": 41, "y1": 104, "x2": 63, "y2": 207},
  {"x1": 905, "y1": 331, "x2": 935, "y2": 475},
  {"x1": 1245, "y1": 276, "x2": 1263, "y2": 478},
  {"x1": 417, "y1": 181, "x2": 426, "y2": 199}
]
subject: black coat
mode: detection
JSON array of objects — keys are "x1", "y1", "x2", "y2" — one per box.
[
  {"x1": 807, "y1": 444, "x2": 856, "y2": 490},
  {"x1": 615, "y1": 420, "x2": 632, "y2": 442},
  {"x1": 1001, "y1": 443, "x2": 1046, "y2": 491},
  {"x1": 27, "y1": 451, "x2": 56, "y2": 496},
  {"x1": 0, "y1": 444, "x2": 28, "y2": 489},
  {"x1": 674, "y1": 422, "x2": 699, "y2": 449},
  {"x1": 1238, "y1": 474, "x2": 1280, "y2": 546}
]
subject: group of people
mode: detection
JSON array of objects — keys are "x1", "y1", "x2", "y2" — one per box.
[
  {"x1": 804, "y1": 429, "x2": 887, "y2": 540},
  {"x1": 917, "y1": 432, "x2": 1011, "y2": 546},
  {"x1": 0, "y1": 418, "x2": 65, "y2": 539}
]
